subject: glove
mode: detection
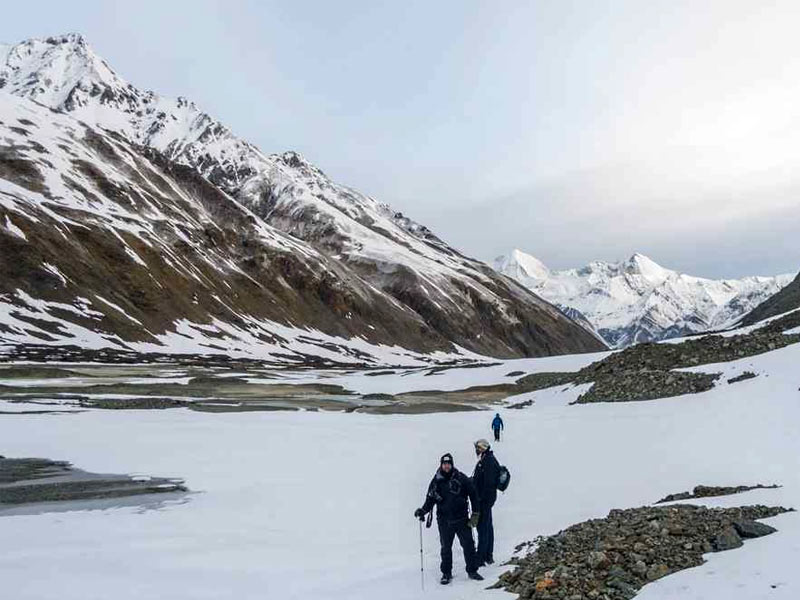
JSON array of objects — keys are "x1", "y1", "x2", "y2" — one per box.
[
  {"x1": 468, "y1": 512, "x2": 480, "y2": 528},
  {"x1": 414, "y1": 508, "x2": 425, "y2": 520}
]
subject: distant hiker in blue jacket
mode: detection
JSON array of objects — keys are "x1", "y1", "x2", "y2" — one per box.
[{"x1": 491, "y1": 413, "x2": 504, "y2": 442}]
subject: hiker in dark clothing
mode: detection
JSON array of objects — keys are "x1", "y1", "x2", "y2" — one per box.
[
  {"x1": 414, "y1": 453, "x2": 483, "y2": 584},
  {"x1": 472, "y1": 439, "x2": 501, "y2": 566},
  {"x1": 491, "y1": 413, "x2": 504, "y2": 441}
]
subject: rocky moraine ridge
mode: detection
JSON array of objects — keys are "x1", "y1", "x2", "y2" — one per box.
[
  {"x1": 494, "y1": 501, "x2": 792, "y2": 600},
  {"x1": 521, "y1": 308, "x2": 800, "y2": 404},
  {"x1": 465, "y1": 308, "x2": 800, "y2": 407}
]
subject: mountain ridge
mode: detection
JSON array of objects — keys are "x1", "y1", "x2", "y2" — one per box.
[
  {"x1": 0, "y1": 34, "x2": 605, "y2": 363},
  {"x1": 740, "y1": 271, "x2": 800, "y2": 326},
  {"x1": 495, "y1": 249, "x2": 794, "y2": 347}
]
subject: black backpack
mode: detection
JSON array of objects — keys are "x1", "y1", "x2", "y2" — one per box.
[{"x1": 496, "y1": 465, "x2": 511, "y2": 492}]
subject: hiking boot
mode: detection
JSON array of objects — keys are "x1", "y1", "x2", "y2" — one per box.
[
  {"x1": 468, "y1": 572, "x2": 484, "y2": 581},
  {"x1": 440, "y1": 574, "x2": 452, "y2": 585},
  {"x1": 485, "y1": 557, "x2": 494, "y2": 565}
]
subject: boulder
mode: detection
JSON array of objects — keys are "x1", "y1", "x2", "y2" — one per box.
[
  {"x1": 587, "y1": 551, "x2": 610, "y2": 569},
  {"x1": 733, "y1": 519, "x2": 777, "y2": 539},
  {"x1": 711, "y1": 526, "x2": 743, "y2": 551},
  {"x1": 646, "y1": 564, "x2": 670, "y2": 581}
]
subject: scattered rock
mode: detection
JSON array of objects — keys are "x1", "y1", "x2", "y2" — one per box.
[
  {"x1": 508, "y1": 398, "x2": 535, "y2": 409},
  {"x1": 656, "y1": 483, "x2": 780, "y2": 504},
  {"x1": 587, "y1": 551, "x2": 609, "y2": 569},
  {"x1": 632, "y1": 560, "x2": 647, "y2": 576},
  {"x1": 535, "y1": 577, "x2": 557, "y2": 592},
  {"x1": 727, "y1": 371, "x2": 757, "y2": 384},
  {"x1": 515, "y1": 371, "x2": 578, "y2": 391},
  {"x1": 646, "y1": 563, "x2": 670, "y2": 581}
]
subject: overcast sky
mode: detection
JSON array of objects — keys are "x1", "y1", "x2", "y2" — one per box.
[{"x1": 2, "y1": 1, "x2": 799, "y2": 278}]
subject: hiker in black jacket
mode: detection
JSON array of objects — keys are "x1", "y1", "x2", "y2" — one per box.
[
  {"x1": 414, "y1": 453, "x2": 483, "y2": 584},
  {"x1": 472, "y1": 439, "x2": 500, "y2": 566}
]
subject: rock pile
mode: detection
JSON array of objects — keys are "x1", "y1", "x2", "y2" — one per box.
[
  {"x1": 656, "y1": 484, "x2": 780, "y2": 504},
  {"x1": 573, "y1": 371, "x2": 719, "y2": 404},
  {"x1": 577, "y1": 332, "x2": 797, "y2": 382},
  {"x1": 516, "y1": 372, "x2": 579, "y2": 392},
  {"x1": 494, "y1": 504, "x2": 791, "y2": 600}
]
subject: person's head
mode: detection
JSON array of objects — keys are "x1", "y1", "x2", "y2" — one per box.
[
  {"x1": 474, "y1": 439, "x2": 490, "y2": 456},
  {"x1": 495, "y1": 413, "x2": 500, "y2": 417},
  {"x1": 440, "y1": 453, "x2": 454, "y2": 473}
]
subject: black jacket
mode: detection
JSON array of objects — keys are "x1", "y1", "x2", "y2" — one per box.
[
  {"x1": 421, "y1": 467, "x2": 479, "y2": 524},
  {"x1": 472, "y1": 450, "x2": 500, "y2": 509}
]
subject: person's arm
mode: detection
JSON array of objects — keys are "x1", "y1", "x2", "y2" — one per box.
[
  {"x1": 464, "y1": 473, "x2": 480, "y2": 513},
  {"x1": 464, "y1": 473, "x2": 481, "y2": 526},
  {"x1": 471, "y1": 462, "x2": 482, "y2": 492},
  {"x1": 487, "y1": 456, "x2": 501, "y2": 488},
  {"x1": 417, "y1": 477, "x2": 438, "y2": 515},
  {"x1": 476, "y1": 463, "x2": 491, "y2": 500},
  {"x1": 500, "y1": 417, "x2": 504, "y2": 430}
]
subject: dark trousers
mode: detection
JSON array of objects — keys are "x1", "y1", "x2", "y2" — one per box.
[
  {"x1": 476, "y1": 505, "x2": 494, "y2": 563},
  {"x1": 493, "y1": 427, "x2": 501, "y2": 441},
  {"x1": 437, "y1": 519, "x2": 478, "y2": 575}
]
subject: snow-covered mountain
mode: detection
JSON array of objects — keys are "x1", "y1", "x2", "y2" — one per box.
[
  {"x1": 0, "y1": 34, "x2": 605, "y2": 363},
  {"x1": 741, "y1": 271, "x2": 800, "y2": 326},
  {"x1": 494, "y1": 249, "x2": 795, "y2": 347}
]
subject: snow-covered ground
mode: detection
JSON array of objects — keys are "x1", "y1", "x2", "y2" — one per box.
[{"x1": 1, "y1": 343, "x2": 798, "y2": 599}]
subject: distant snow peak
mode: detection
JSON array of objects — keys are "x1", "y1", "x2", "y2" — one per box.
[
  {"x1": 495, "y1": 249, "x2": 551, "y2": 281},
  {"x1": 495, "y1": 250, "x2": 796, "y2": 348},
  {"x1": 622, "y1": 253, "x2": 671, "y2": 282}
]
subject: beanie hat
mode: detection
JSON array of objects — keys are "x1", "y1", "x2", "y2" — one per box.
[
  {"x1": 474, "y1": 439, "x2": 490, "y2": 452},
  {"x1": 440, "y1": 453, "x2": 454, "y2": 466}
]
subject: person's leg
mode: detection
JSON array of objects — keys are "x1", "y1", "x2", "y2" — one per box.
[
  {"x1": 438, "y1": 521, "x2": 455, "y2": 577},
  {"x1": 494, "y1": 428, "x2": 500, "y2": 441},
  {"x1": 486, "y1": 506, "x2": 495, "y2": 563},
  {"x1": 476, "y1": 507, "x2": 489, "y2": 564},
  {"x1": 477, "y1": 505, "x2": 494, "y2": 564},
  {"x1": 456, "y1": 521, "x2": 479, "y2": 574}
]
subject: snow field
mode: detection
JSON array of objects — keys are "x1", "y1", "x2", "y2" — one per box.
[{"x1": 0, "y1": 342, "x2": 798, "y2": 599}]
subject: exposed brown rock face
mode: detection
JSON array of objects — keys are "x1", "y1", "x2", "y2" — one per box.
[{"x1": 0, "y1": 90, "x2": 604, "y2": 363}]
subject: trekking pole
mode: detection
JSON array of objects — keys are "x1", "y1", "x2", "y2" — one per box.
[{"x1": 419, "y1": 518, "x2": 425, "y2": 591}]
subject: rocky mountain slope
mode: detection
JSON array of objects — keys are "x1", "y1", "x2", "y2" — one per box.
[
  {"x1": 494, "y1": 249, "x2": 794, "y2": 348},
  {"x1": 740, "y1": 271, "x2": 800, "y2": 326},
  {"x1": 0, "y1": 34, "x2": 605, "y2": 364}
]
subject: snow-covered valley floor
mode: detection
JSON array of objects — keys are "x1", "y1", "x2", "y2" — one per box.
[{"x1": 1, "y1": 342, "x2": 799, "y2": 600}]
